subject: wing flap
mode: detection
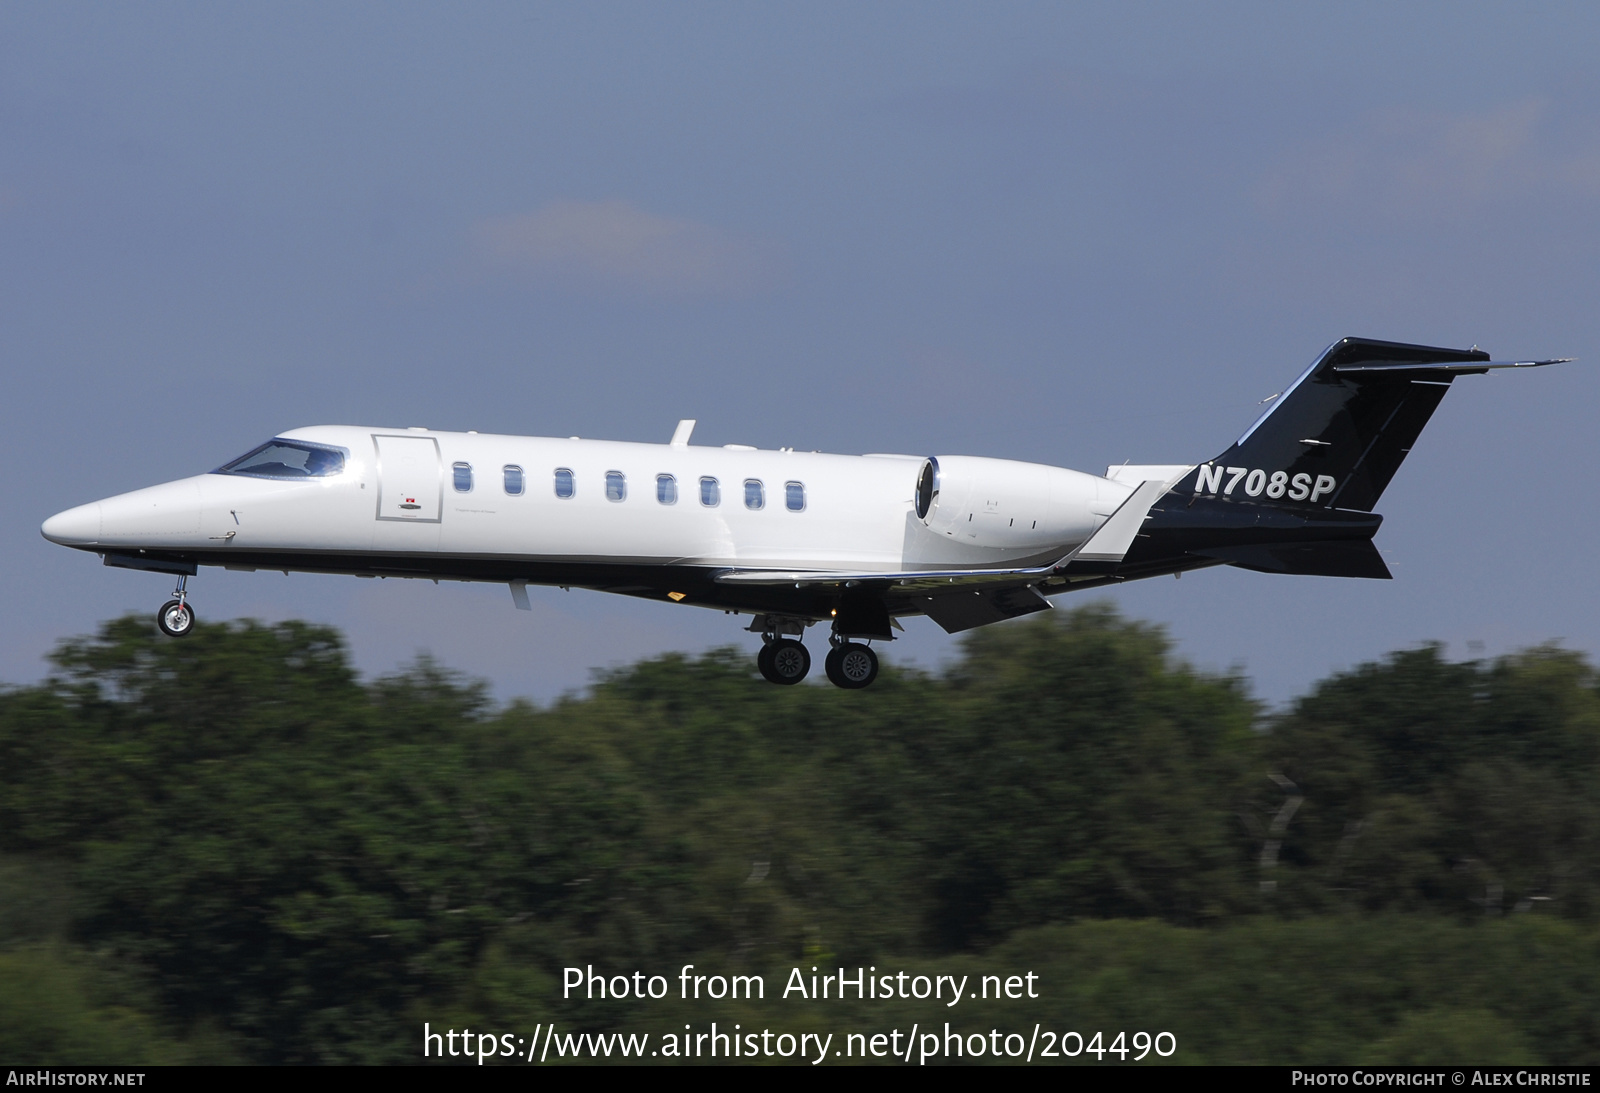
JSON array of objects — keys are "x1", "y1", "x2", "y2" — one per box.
[{"x1": 922, "y1": 584, "x2": 1052, "y2": 634}]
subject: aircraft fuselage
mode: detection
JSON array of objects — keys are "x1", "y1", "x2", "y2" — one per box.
[
  {"x1": 41, "y1": 425, "x2": 1130, "y2": 624},
  {"x1": 41, "y1": 337, "x2": 1568, "y2": 687}
]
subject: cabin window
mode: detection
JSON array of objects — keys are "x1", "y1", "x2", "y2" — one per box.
[
  {"x1": 216, "y1": 440, "x2": 346, "y2": 479},
  {"x1": 606, "y1": 471, "x2": 627, "y2": 502},
  {"x1": 700, "y1": 476, "x2": 720, "y2": 506},
  {"x1": 785, "y1": 481, "x2": 805, "y2": 512},
  {"x1": 657, "y1": 474, "x2": 677, "y2": 505},
  {"x1": 452, "y1": 462, "x2": 473, "y2": 492},
  {"x1": 503, "y1": 465, "x2": 524, "y2": 495},
  {"x1": 554, "y1": 467, "x2": 575, "y2": 498},
  {"x1": 744, "y1": 479, "x2": 764, "y2": 510}
]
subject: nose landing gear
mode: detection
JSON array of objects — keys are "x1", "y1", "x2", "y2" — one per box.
[{"x1": 156, "y1": 575, "x2": 196, "y2": 638}]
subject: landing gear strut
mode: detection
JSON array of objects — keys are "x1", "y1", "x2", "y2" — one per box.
[
  {"x1": 746, "y1": 611, "x2": 881, "y2": 688},
  {"x1": 156, "y1": 575, "x2": 196, "y2": 638},
  {"x1": 824, "y1": 634, "x2": 878, "y2": 689},
  {"x1": 749, "y1": 614, "x2": 812, "y2": 685}
]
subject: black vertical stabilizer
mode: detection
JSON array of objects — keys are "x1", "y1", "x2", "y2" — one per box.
[
  {"x1": 1187, "y1": 337, "x2": 1489, "y2": 512},
  {"x1": 1121, "y1": 337, "x2": 1563, "y2": 582}
]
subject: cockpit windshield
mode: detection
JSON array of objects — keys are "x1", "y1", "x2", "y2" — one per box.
[{"x1": 215, "y1": 440, "x2": 346, "y2": 479}]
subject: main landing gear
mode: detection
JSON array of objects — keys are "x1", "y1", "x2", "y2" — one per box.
[
  {"x1": 824, "y1": 635, "x2": 878, "y2": 690},
  {"x1": 156, "y1": 575, "x2": 196, "y2": 638},
  {"x1": 750, "y1": 614, "x2": 880, "y2": 689},
  {"x1": 757, "y1": 638, "x2": 811, "y2": 685}
]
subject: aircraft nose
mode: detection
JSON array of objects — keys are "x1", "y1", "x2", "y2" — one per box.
[{"x1": 42, "y1": 502, "x2": 103, "y2": 546}]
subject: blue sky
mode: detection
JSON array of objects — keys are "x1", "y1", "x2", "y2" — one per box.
[{"x1": 5, "y1": 2, "x2": 1598, "y2": 704}]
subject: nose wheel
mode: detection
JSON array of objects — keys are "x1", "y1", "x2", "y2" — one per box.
[{"x1": 156, "y1": 576, "x2": 196, "y2": 637}]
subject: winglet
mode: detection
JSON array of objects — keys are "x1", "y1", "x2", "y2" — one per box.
[
  {"x1": 670, "y1": 420, "x2": 696, "y2": 447},
  {"x1": 1072, "y1": 479, "x2": 1169, "y2": 563}
]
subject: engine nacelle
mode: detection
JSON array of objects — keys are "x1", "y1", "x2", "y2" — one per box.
[{"x1": 913, "y1": 455, "x2": 1128, "y2": 558}]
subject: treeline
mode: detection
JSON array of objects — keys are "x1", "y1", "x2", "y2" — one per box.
[{"x1": 2, "y1": 605, "x2": 1598, "y2": 1064}]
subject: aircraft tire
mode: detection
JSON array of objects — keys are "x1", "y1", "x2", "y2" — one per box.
[
  {"x1": 157, "y1": 600, "x2": 195, "y2": 638},
  {"x1": 824, "y1": 642, "x2": 877, "y2": 689},
  {"x1": 766, "y1": 639, "x2": 810, "y2": 685},
  {"x1": 756, "y1": 642, "x2": 779, "y2": 682}
]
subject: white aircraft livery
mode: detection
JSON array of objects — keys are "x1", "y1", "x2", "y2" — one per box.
[{"x1": 42, "y1": 337, "x2": 1569, "y2": 689}]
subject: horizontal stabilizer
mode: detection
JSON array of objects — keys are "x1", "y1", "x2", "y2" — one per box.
[
  {"x1": 1190, "y1": 539, "x2": 1391, "y2": 580},
  {"x1": 1332, "y1": 358, "x2": 1572, "y2": 375}
]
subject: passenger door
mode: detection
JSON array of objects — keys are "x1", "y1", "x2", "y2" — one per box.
[{"x1": 373, "y1": 434, "x2": 442, "y2": 551}]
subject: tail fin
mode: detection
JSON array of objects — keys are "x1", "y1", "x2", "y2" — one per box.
[
  {"x1": 1192, "y1": 337, "x2": 1490, "y2": 511},
  {"x1": 1129, "y1": 337, "x2": 1566, "y2": 583}
]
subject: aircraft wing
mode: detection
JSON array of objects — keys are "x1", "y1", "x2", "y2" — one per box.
[
  {"x1": 711, "y1": 477, "x2": 1175, "y2": 594},
  {"x1": 713, "y1": 562, "x2": 1073, "y2": 634},
  {"x1": 711, "y1": 562, "x2": 1064, "y2": 590}
]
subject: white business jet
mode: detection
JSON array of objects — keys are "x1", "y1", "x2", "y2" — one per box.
[{"x1": 42, "y1": 337, "x2": 1566, "y2": 689}]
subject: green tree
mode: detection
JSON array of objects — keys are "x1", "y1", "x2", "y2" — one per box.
[
  {"x1": 912, "y1": 605, "x2": 1260, "y2": 944},
  {"x1": 1264, "y1": 644, "x2": 1600, "y2": 917}
]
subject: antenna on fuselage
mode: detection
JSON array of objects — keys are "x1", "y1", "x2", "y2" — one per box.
[{"x1": 670, "y1": 420, "x2": 696, "y2": 447}]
